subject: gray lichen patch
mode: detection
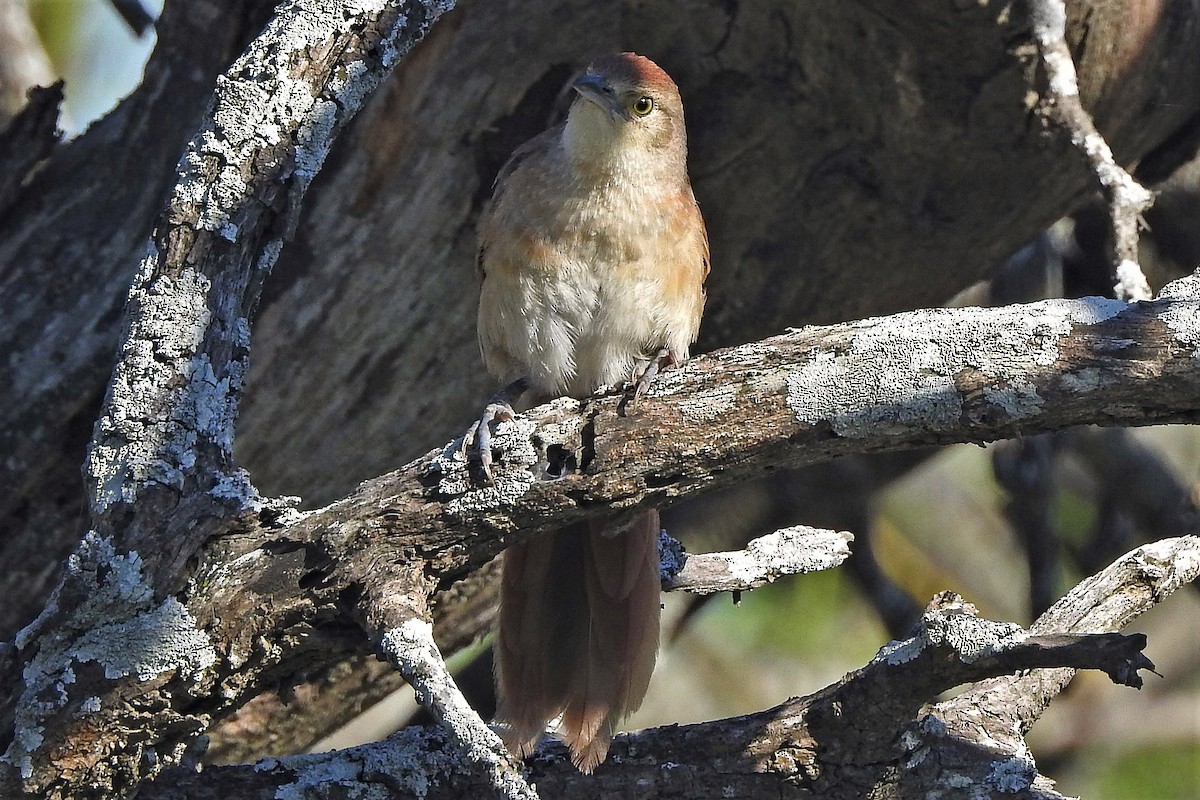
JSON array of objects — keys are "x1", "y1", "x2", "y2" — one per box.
[
  {"x1": 877, "y1": 605, "x2": 1025, "y2": 666},
  {"x1": 784, "y1": 298, "x2": 1128, "y2": 436},
  {"x1": 175, "y1": 0, "x2": 456, "y2": 245},
  {"x1": 71, "y1": 598, "x2": 216, "y2": 681},
  {"x1": 1158, "y1": 270, "x2": 1200, "y2": 300},
  {"x1": 433, "y1": 399, "x2": 585, "y2": 515},
  {"x1": 986, "y1": 753, "x2": 1037, "y2": 792},
  {"x1": 1159, "y1": 301, "x2": 1200, "y2": 359},
  {"x1": 378, "y1": 619, "x2": 534, "y2": 798},
  {"x1": 432, "y1": 419, "x2": 537, "y2": 515},
  {"x1": 2, "y1": 533, "x2": 216, "y2": 780},
  {"x1": 734, "y1": 526, "x2": 853, "y2": 583},
  {"x1": 657, "y1": 531, "x2": 687, "y2": 582},
  {"x1": 265, "y1": 726, "x2": 448, "y2": 800},
  {"x1": 383, "y1": 620, "x2": 499, "y2": 760},
  {"x1": 87, "y1": 261, "x2": 220, "y2": 512},
  {"x1": 208, "y1": 467, "x2": 265, "y2": 509},
  {"x1": 677, "y1": 383, "x2": 738, "y2": 422},
  {"x1": 921, "y1": 611, "x2": 1025, "y2": 664},
  {"x1": 1132, "y1": 537, "x2": 1200, "y2": 596},
  {"x1": 877, "y1": 636, "x2": 925, "y2": 666}
]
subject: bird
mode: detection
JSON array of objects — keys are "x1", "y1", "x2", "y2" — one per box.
[{"x1": 472, "y1": 52, "x2": 708, "y2": 772}]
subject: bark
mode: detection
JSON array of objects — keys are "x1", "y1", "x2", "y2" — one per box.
[
  {"x1": 3, "y1": 0, "x2": 1200, "y2": 796},
  {"x1": 0, "y1": 0, "x2": 279, "y2": 641},
  {"x1": 236, "y1": 0, "x2": 1200, "y2": 509},
  {"x1": 4, "y1": 0, "x2": 1199, "y2": 647},
  {"x1": 0, "y1": 2, "x2": 455, "y2": 798},
  {"x1": 136, "y1": 536, "x2": 1198, "y2": 799},
  {"x1": 3, "y1": 275, "x2": 1198, "y2": 797}
]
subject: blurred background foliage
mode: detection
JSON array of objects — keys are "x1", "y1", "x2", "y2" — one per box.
[{"x1": 11, "y1": 3, "x2": 1198, "y2": 797}]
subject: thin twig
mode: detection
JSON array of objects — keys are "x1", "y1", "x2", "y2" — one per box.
[
  {"x1": 660, "y1": 525, "x2": 854, "y2": 594},
  {"x1": 936, "y1": 535, "x2": 1200, "y2": 732},
  {"x1": 1029, "y1": 0, "x2": 1155, "y2": 300}
]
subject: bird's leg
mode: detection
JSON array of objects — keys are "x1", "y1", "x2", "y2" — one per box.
[
  {"x1": 467, "y1": 376, "x2": 529, "y2": 482},
  {"x1": 620, "y1": 348, "x2": 678, "y2": 414}
]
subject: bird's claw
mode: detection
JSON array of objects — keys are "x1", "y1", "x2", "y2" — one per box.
[
  {"x1": 619, "y1": 348, "x2": 675, "y2": 416},
  {"x1": 466, "y1": 402, "x2": 516, "y2": 483},
  {"x1": 466, "y1": 377, "x2": 528, "y2": 483}
]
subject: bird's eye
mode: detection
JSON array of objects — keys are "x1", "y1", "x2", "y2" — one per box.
[{"x1": 632, "y1": 96, "x2": 654, "y2": 117}]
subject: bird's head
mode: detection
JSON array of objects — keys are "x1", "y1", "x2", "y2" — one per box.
[{"x1": 563, "y1": 53, "x2": 688, "y2": 183}]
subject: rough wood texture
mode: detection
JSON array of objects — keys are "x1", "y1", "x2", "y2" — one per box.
[
  {"x1": 0, "y1": 0, "x2": 280, "y2": 641},
  {"x1": 136, "y1": 535, "x2": 1198, "y2": 799},
  {"x1": 0, "y1": 2, "x2": 455, "y2": 798},
  {"x1": 2, "y1": 0, "x2": 1198, "y2": 660},
  {"x1": 236, "y1": 0, "x2": 1200, "y2": 511},
  {"x1": 6, "y1": 273, "x2": 1198, "y2": 798},
  {"x1": 902, "y1": 536, "x2": 1200, "y2": 798},
  {"x1": 3, "y1": 0, "x2": 1200, "y2": 796}
]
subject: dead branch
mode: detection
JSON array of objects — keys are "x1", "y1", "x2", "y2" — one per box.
[
  {"x1": 3, "y1": 2, "x2": 1200, "y2": 797},
  {"x1": 0, "y1": 2, "x2": 454, "y2": 797},
  {"x1": 6, "y1": 267, "x2": 1200, "y2": 798},
  {"x1": 376, "y1": 618, "x2": 534, "y2": 798},
  {"x1": 902, "y1": 535, "x2": 1200, "y2": 798},
  {"x1": 1029, "y1": 0, "x2": 1155, "y2": 300},
  {"x1": 661, "y1": 526, "x2": 854, "y2": 594},
  {"x1": 139, "y1": 536, "x2": 1196, "y2": 799}
]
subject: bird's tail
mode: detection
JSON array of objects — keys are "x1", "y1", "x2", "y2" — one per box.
[{"x1": 495, "y1": 509, "x2": 661, "y2": 772}]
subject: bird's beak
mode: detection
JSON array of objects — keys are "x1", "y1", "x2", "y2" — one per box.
[{"x1": 572, "y1": 74, "x2": 624, "y2": 119}]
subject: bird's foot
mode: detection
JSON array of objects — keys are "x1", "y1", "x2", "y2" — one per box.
[
  {"x1": 466, "y1": 378, "x2": 529, "y2": 483},
  {"x1": 619, "y1": 348, "x2": 677, "y2": 415}
]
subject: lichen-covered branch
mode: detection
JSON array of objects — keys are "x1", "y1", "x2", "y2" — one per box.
[
  {"x1": 137, "y1": 285, "x2": 1200, "y2": 795},
  {"x1": 5, "y1": 271, "x2": 1199, "y2": 798},
  {"x1": 1029, "y1": 0, "x2": 1155, "y2": 300},
  {"x1": 0, "y1": 2, "x2": 454, "y2": 798},
  {"x1": 660, "y1": 526, "x2": 854, "y2": 594},
  {"x1": 377, "y1": 619, "x2": 536, "y2": 799},
  {"x1": 274, "y1": 287, "x2": 1200, "y2": 605},
  {"x1": 899, "y1": 536, "x2": 1200, "y2": 798},
  {"x1": 139, "y1": 544, "x2": 1181, "y2": 800},
  {"x1": 3, "y1": 4, "x2": 1199, "y2": 797}
]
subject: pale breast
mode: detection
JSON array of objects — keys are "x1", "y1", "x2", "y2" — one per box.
[{"x1": 477, "y1": 138, "x2": 706, "y2": 401}]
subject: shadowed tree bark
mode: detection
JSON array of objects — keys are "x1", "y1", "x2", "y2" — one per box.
[{"x1": 1, "y1": 0, "x2": 1199, "y2": 797}]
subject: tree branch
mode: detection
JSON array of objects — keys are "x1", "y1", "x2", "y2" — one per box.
[
  {"x1": 140, "y1": 536, "x2": 1185, "y2": 800},
  {"x1": 5, "y1": 3, "x2": 1199, "y2": 797},
  {"x1": 376, "y1": 619, "x2": 535, "y2": 799},
  {"x1": 661, "y1": 525, "x2": 854, "y2": 594},
  {"x1": 1029, "y1": 0, "x2": 1155, "y2": 300},
  {"x1": 0, "y1": 2, "x2": 455, "y2": 798},
  {"x1": 9, "y1": 271, "x2": 1200, "y2": 797},
  {"x1": 900, "y1": 535, "x2": 1200, "y2": 798}
]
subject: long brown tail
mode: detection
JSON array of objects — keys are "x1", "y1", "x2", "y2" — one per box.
[{"x1": 495, "y1": 509, "x2": 661, "y2": 772}]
